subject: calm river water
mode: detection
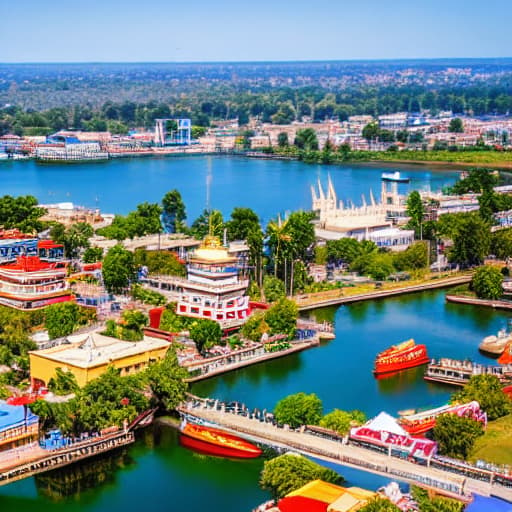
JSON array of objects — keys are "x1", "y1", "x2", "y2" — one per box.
[
  {"x1": 0, "y1": 156, "x2": 456, "y2": 221},
  {"x1": 0, "y1": 157, "x2": 498, "y2": 511}
]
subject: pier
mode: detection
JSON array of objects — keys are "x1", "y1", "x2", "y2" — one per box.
[
  {"x1": 295, "y1": 275, "x2": 472, "y2": 311},
  {"x1": 184, "y1": 338, "x2": 319, "y2": 383},
  {"x1": 178, "y1": 395, "x2": 512, "y2": 502},
  {"x1": 0, "y1": 430, "x2": 135, "y2": 487},
  {"x1": 424, "y1": 358, "x2": 512, "y2": 387}
]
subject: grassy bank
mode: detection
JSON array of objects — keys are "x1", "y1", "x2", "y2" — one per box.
[
  {"x1": 469, "y1": 414, "x2": 512, "y2": 465},
  {"x1": 270, "y1": 146, "x2": 512, "y2": 169}
]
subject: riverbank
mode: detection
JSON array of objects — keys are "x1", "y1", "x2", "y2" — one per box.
[{"x1": 296, "y1": 273, "x2": 472, "y2": 311}]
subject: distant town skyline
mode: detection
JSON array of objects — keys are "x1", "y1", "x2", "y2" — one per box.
[{"x1": 3, "y1": 0, "x2": 512, "y2": 63}]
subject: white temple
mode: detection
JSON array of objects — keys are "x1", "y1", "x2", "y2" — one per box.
[{"x1": 312, "y1": 173, "x2": 414, "y2": 250}]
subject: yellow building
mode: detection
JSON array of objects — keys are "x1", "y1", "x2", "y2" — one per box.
[{"x1": 29, "y1": 332, "x2": 171, "y2": 388}]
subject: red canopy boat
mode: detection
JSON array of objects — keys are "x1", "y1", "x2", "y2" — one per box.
[
  {"x1": 373, "y1": 339, "x2": 429, "y2": 376},
  {"x1": 180, "y1": 423, "x2": 262, "y2": 459}
]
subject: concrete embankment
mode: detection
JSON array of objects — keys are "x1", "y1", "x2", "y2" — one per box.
[
  {"x1": 296, "y1": 275, "x2": 472, "y2": 311},
  {"x1": 446, "y1": 294, "x2": 512, "y2": 310}
]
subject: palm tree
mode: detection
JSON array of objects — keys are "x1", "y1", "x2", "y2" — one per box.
[{"x1": 266, "y1": 215, "x2": 292, "y2": 279}]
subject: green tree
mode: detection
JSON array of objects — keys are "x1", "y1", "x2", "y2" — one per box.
[
  {"x1": 143, "y1": 348, "x2": 188, "y2": 410},
  {"x1": 277, "y1": 132, "x2": 289, "y2": 147},
  {"x1": 471, "y1": 265, "x2": 503, "y2": 300},
  {"x1": 320, "y1": 409, "x2": 367, "y2": 435},
  {"x1": 263, "y1": 275, "x2": 286, "y2": 303},
  {"x1": 264, "y1": 297, "x2": 297, "y2": 339},
  {"x1": 359, "y1": 498, "x2": 401, "y2": 512},
  {"x1": 411, "y1": 486, "x2": 464, "y2": 512},
  {"x1": 452, "y1": 374, "x2": 511, "y2": 420},
  {"x1": 82, "y1": 246, "x2": 103, "y2": 263},
  {"x1": 448, "y1": 117, "x2": 464, "y2": 133},
  {"x1": 294, "y1": 128, "x2": 318, "y2": 150},
  {"x1": 327, "y1": 238, "x2": 377, "y2": 264},
  {"x1": 260, "y1": 454, "x2": 343, "y2": 500},
  {"x1": 162, "y1": 190, "x2": 186, "y2": 233},
  {"x1": 362, "y1": 122, "x2": 380, "y2": 141},
  {"x1": 432, "y1": 414, "x2": 484, "y2": 459},
  {"x1": 0, "y1": 195, "x2": 47, "y2": 233},
  {"x1": 241, "y1": 311, "x2": 269, "y2": 342},
  {"x1": 44, "y1": 302, "x2": 81, "y2": 339},
  {"x1": 393, "y1": 242, "x2": 428, "y2": 271},
  {"x1": 189, "y1": 318, "x2": 222, "y2": 354},
  {"x1": 102, "y1": 245, "x2": 136, "y2": 293},
  {"x1": 226, "y1": 207, "x2": 260, "y2": 241},
  {"x1": 48, "y1": 367, "x2": 79, "y2": 395},
  {"x1": 491, "y1": 229, "x2": 512, "y2": 260},
  {"x1": 260, "y1": 453, "x2": 344, "y2": 500},
  {"x1": 274, "y1": 392, "x2": 323, "y2": 428},
  {"x1": 190, "y1": 209, "x2": 224, "y2": 239},
  {"x1": 350, "y1": 252, "x2": 395, "y2": 280},
  {"x1": 449, "y1": 168, "x2": 498, "y2": 195},
  {"x1": 51, "y1": 222, "x2": 93, "y2": 259},
  {"x1": 133, "y1": 249, "x2": 185, "y2": 276},
  {"x1": 448, "y1": 214, "x2": 490, "y2": 267},
  {"x1": 406, "y1": 191, "x2": 425, "y2": 239}
]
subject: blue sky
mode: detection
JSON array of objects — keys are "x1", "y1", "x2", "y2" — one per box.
[{"x1": 2, "y1": 0, "x2": 511, "y2": 62}]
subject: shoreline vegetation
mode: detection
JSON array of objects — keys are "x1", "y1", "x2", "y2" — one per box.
[{"x1": 258, "y1": 145, "x2": 512, "y2": 169}]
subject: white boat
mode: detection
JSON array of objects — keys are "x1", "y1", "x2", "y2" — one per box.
[{"x1": 479, "y1": 325, "x2": 512, "y2": 356}]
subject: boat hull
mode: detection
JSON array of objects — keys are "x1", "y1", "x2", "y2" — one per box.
[
  {"x1": 374, "y1": 355, "x2": 430, "y2": 375},
  {"x1": 180, "y1": 424, "x2": 262, "y2": 459},
  {"x1": 180, "y1": 434, "x2": 260, "y2": 458}
]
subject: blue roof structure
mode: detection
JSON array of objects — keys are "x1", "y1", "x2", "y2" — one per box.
[
  {"x1": 465, "y1": 494, "x2": 512, "y2": 512},
  {"x1": 0, "y1": 400, "x2": 38, "y2": 433}
]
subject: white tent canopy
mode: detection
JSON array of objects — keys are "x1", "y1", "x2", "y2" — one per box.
[{"x1": 365, "y1": 411, "x2": 408, "y2": 436}]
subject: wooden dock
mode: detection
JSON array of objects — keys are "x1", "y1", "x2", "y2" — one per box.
[
  {"x1": 424, "y1": 358, "x2": 512, "y2": 387},
  {"x1": 0, "y1": 431, "x2": 135, "y2": 487},
  {"x1": 296, "y1": 275, "x2": 472, "y2": 311},
  {"x1": 178, "y1": 396, "x2": 512, "y2": 502}
]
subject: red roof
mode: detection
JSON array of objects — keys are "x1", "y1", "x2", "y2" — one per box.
[
  {"x1": 0, "y1": 255, "x2": 60, "y2": 272},
  {"x1": 278, "y1": 496, "x2": 328, "y2": 512},
  {"x1": 38, "y1": 240, "x2": 63, "y2": 249}
]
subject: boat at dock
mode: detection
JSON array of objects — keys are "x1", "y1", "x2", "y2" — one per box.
[
  {"x1": 424, "y1": 358, "x2": 512, "y2": 387},
  {"x1": 373, "y1": 339, "x2": 429, "y2": 376},
  {"x1": 479, "y1": 324, "x2": 512, "y2": 357},
  {"x1": 398, "y1": 401, "x2": 487, "y2": 436},
  {"x1": 179, "y1": 422, "x2": 262, "y2": 459}
]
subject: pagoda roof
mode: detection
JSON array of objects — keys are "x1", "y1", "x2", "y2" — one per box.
[{"x1": 190, "y1": 235, "x2": 236, "y2": 264}]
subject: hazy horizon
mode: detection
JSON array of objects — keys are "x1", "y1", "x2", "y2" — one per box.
[{"x1": 3, "y1": 0, "x2": 512, "y2": 63}]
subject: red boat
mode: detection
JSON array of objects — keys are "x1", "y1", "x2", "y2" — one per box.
[
  {"x1": 180, "y1": 423, "x2": 262, "y2": 459},
  {"x1": 373, "y1": 339, "x2": 429, "y2": 376}
]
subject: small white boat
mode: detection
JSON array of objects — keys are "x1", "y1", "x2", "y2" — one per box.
[{"x1": 479, "y1": 326, "x2": 512, "y2": 356}]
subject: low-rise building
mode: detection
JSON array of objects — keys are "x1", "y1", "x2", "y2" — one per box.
[{"x1": 29, "y1": 331, "x2": 171, "y2": 388}]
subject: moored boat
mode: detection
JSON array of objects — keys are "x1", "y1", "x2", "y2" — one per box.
[
  {"x1": 398, "y1": 401, "x2": 487, "y2": 436},
  {"x1": 180, "y1": 422, "x2": 262, "y2": 459},
  {"x1": 373, "y1": 339, "x2": 429, "y2": 376},
  {"x1": 479, "y1": 326, "x2": 512, "y2": 357}
]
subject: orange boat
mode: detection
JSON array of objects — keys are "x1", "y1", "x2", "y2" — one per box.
[
  {"x1": 373, "y1": 339, "x2": 429, "y2": 376},
  {"x1": 180, "y1": 423, "x2": 262, "y2": 459}
]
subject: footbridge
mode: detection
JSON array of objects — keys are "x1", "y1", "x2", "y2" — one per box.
[{"x1": 179, "y1": 395, "x2": 512, "y2": 502}]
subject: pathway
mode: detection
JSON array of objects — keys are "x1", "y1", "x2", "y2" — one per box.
[{"x1": 179, "y1": 399, "x2": 512, "y2": 502}]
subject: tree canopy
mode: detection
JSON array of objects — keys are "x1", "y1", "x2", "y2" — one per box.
[
  {"x1": 102, "y1": 245, "x2": 136, "y2": 293},
  {"x1": 260, "y1": 454, "x2": 343, "y2": 500},
  {"x1": 162, "y1": 189, "x2": 186, "y2": 233},
  {"x1": 452, "y1": 374, "x2": 511, "y2": 420},
  {"x1": 432, "y1": 414, "x2": 484, "y2": 459},
  {"x1": 471, "y1": 265, "x2": 504, "y2": 300},
  {"x1": 274, "y1": 392, "x2": 323, "y2": 428},
  {"x1": 189, "y1": 318, "x2": 222, "y2": 354}
]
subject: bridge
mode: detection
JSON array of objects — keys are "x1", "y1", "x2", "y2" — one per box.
[{"x1": 179, "y1": 395, "x2": 512, "y2": 502}]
